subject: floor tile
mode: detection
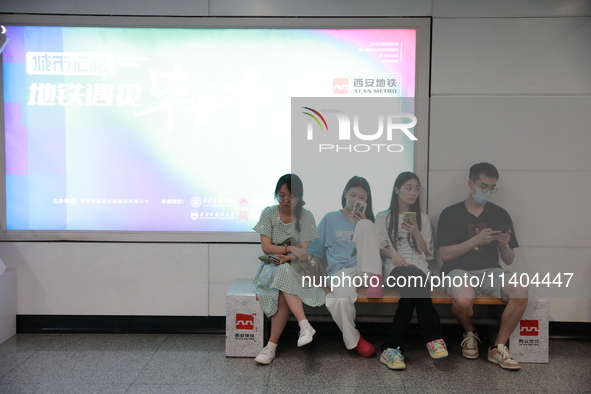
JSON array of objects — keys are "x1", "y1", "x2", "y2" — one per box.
[
  {"x1": 0, "y1": 333, "x2": 589, "y2": 393},
  {"x1": 0, "y1": 350, "x2": 153, "y2": 385},
  {"x1": 266, "y1": 383, "x2": 397, "y2": 394},
  {"x1": 525, "y1": 358, "x2": 591, "y2": 392},
  {"x1": 128, "y1": 382, "x2": 267, "y2": 394},
  {"x1": 0, "y1": 382, "x2": 130, "y2": 394},
  {"x1": 134, "y1": 349, "x2": 270, "y2": 386}
]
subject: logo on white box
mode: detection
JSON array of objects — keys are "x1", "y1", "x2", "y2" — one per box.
[
  {"x1": 236, "y1": 313, "x2": 255, "y2": 330},
  {"x1": 520, "y1": 320, "x2": 539, "y2": 336}
]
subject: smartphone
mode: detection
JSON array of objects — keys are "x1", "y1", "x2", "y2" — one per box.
[
  {"x1": 350, "y1": 201, "x2": 367, "y2": 223},
  {"x1": 267, "y1": 255, "x2": 280, "y2": 263},
  {"x1": 403, "y1": 211, "x2": 416, "y2": 224},
  {"x1": 499, "y1": 225, "x2": 511, "y2": 233}
]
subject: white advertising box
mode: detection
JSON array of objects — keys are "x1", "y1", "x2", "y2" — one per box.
[
  {"x1": 509, "y1": 298, "x2": 549, "y2": 363},
  {"x1": 226, "y1": 279, "x2": 264, "y2": 357}
]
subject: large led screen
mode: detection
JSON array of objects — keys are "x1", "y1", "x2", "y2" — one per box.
[{"x1": 2, "y1": 20, "x2": 427, "y2": 241}]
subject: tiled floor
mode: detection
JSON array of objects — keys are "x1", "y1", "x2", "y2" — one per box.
[{"x1": 0, "y1": 331, "x2": 590, "y2": 393}]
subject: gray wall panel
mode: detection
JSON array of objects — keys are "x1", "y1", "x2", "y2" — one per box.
[
  {"x1": 209, "y1": 244, "x2": 260, "y2": 316},
  {"x1": 434, "y1": 0, "x2": 591, "y2": 18},
  {"x1": 429, "y1": 96, "x2": 591, "y2": 171},
  {"x1": 432, "y1": 17, "x2": 591, "y2": 94},
  {"x1": 0, "y1": 0, "x2": 209, "y2": 16},
  {"x1": 0, "y1": 243, "x2": 209, "y2": 315},
  {"x1": 210, "y1": 0, "x2": 432, "y2": 17}
]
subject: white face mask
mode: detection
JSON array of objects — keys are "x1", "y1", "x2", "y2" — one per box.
[{"x1": 472, "y1": 188, "x2": 492, "y2": 204}]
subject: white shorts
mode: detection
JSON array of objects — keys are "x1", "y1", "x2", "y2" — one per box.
[{"x1": 442, "y1": 268, "x2": 512, "y2": 302}]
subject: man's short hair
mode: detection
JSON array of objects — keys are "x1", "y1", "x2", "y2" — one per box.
[{"x1": 469, "y1": 162, "x2": 499, "y2": 181}]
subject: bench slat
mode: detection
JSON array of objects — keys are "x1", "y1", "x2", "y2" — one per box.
[{"x1": 356, "y1": 287, "x2": 507, "y2": 305}]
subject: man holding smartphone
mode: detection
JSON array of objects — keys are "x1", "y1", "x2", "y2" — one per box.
[{"x1": 436, "y1": 162, "x2": 528, "y2": 370}]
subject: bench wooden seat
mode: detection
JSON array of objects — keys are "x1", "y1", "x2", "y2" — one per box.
[
  {"x1": 356, "y1": 287, "x2": 508, "y2": 305},
  {"x1": 227, "y1": 279, "x2": 547, "y2": 363}
]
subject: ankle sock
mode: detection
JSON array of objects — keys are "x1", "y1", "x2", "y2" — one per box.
[
  {"x1": 266, "y1": 341, "x2": 278, "y2": 351},
  {"x1": 298, "y1": 319, "x2": 311, "y2": 329}
]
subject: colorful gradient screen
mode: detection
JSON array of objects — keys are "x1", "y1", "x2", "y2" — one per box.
[{"x1": 2, "y1": 25, "x2": 417, "y2": 238}]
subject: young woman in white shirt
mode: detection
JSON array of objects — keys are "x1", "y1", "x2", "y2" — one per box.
[{"x1": 375, "y1": 172, "x2": 448, "y2": 370}]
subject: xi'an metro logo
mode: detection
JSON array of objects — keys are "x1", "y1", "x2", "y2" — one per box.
[
  {"x1": 302, "y1": 107, "x2": 417, "y2": 153},
  {"x1": 519, "y1": 320, "x2": 539, "y2": 336},
  {"x1": 236, "y1": 313, "x2": 255, "y2": 330}
]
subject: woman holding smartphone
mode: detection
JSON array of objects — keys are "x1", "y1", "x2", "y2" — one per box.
[
  {"x1": 308, "y1": 176, "x2": 384, "y2": 358},
  {"x1": 375, "y1": 171, "x2": 447, "y2": 370},
  {"x1": 252, "y1": 174, "x2": 325, "y2": 365}
]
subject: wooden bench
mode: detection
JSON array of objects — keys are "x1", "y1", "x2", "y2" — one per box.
[
  {"x1": 299, "y1": 286, "x2": 507, "y2": 326},
  {"x1": 226, "y1": 279, "x2": 547, "y2": 363},
  {"x1": 356, "y1": 287, "x2": 508, "y2": 305}
]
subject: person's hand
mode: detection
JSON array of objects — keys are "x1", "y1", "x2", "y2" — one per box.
[
  {"x1": 289, "y1": 245, "x2": 308, "y2": 261},
  {"x1": 473, "y1": 228, "x2": 501, "y2": 246},
  {"x1": 350, "y1": 208, "x2": 367, "y2": 224},
  {"x1": 494, "y1": 230, "x2": 512, "y2": 249},
  {"x1": 390, "y1": 251, "x2": 408, "y2": 266},
  {"x1": 271, "y1": 254, "x2": 290, "y2": 265},
  {"x1": 401, "y1": 218, "x2": 420, "y2": 237}
]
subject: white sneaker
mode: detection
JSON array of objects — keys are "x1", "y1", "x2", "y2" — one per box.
[
  {"x1": 461, "y1": 330, "x2": 480, "y2": 359},
  {"x1": 488, "y1": 344, "x2": 521, "y2": 370},
  {"x1": 297, "y1": 325, "x2": 316, "y2": 347},
  {"x1": 254, "y1": 345, "x2": 276, "y2": 365}
]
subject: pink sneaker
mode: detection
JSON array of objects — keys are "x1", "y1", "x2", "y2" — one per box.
[
  {"x1": 426, "y1": 339, "x2": 448, "y2": 359},
  {"x1": 366, "y1": 275, "x2": 384, "y2": 298}
]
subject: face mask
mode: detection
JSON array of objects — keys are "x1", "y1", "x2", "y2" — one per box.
[{"x1": 472, "y1": 188, "x2": 492, "y2": 204}]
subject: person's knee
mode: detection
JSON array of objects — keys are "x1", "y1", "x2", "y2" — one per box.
[
  {"x1": 356, "y1": 218, "x2": 372, "y2": 228},
  {"x1": 452, "y1": 292, "x2": 475, "y2": 311},
  {"x1": 453, "y1": 298, "x2": 472, "y2": 310},
  {"x1": 325, "y1": 295, "x2": 352, "y2": 311},
  {"x1": 354, "y1": 219, "x2": 377, "y2": 236},
  {"x1": 515, "y1": 284, "x2": 529, "y2": 298},
  {"x1": 505, "y1": 283, "x2": 529, "y2": 300},
  {"x1": 450, "y1": 285, "x2": 475, "y2": 299}
]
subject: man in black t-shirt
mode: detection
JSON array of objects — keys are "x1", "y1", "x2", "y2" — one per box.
[{"x1": 436, "y1": 163, "x2": 528, "y2": 370}]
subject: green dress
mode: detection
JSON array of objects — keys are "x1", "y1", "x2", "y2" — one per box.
[{"x1": 252, "y1": 205, "x2": 326, "y2": 318}]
